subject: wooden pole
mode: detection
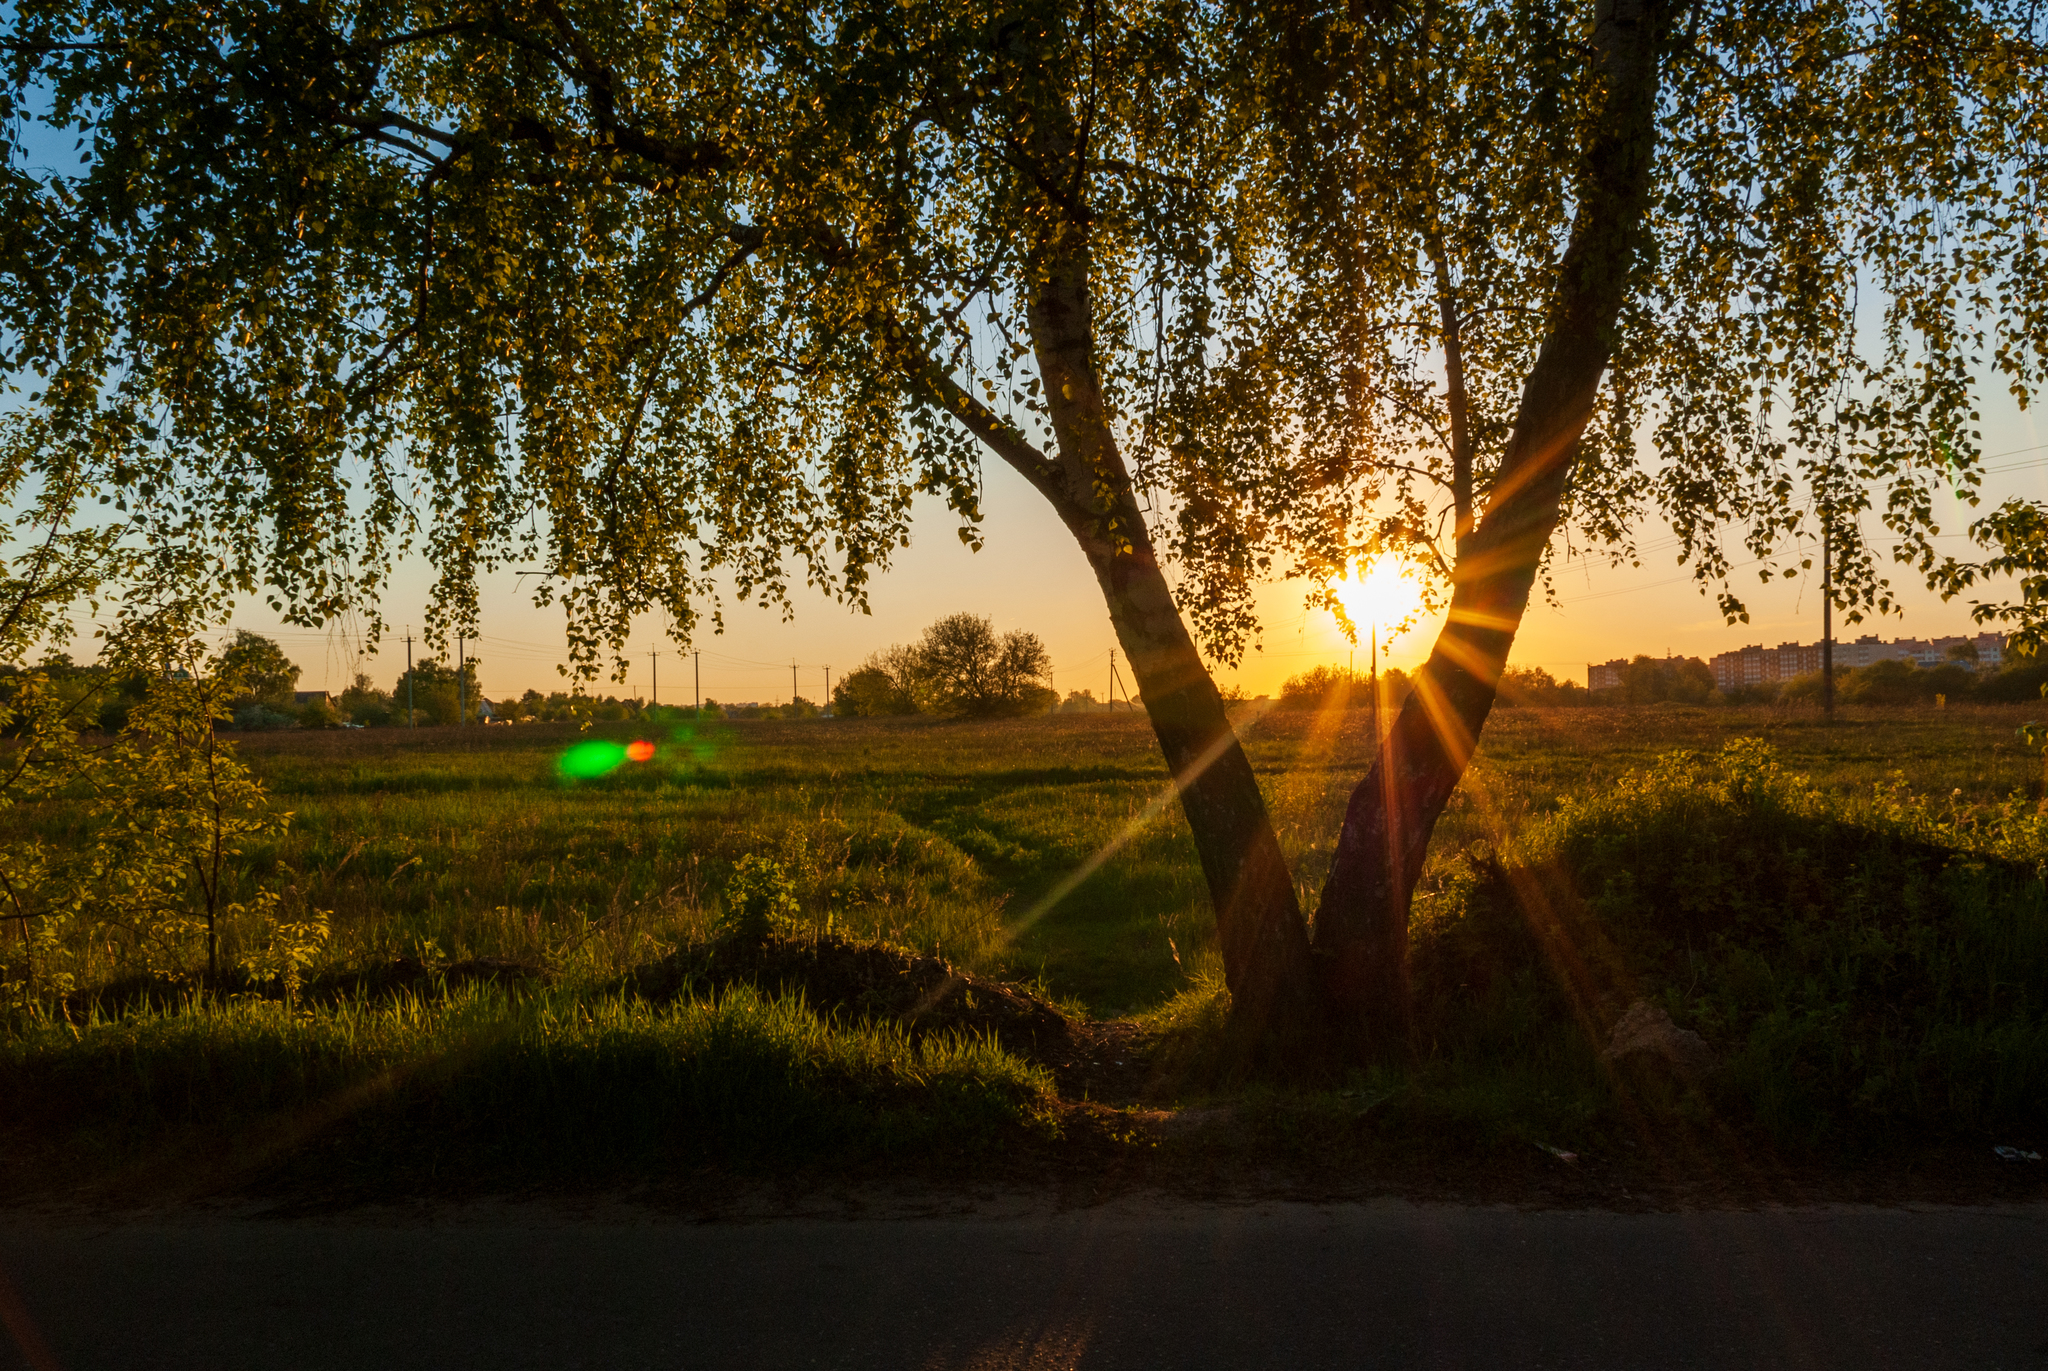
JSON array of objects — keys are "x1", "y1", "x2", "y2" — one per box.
[{"x1": 1822, "y1": 518, "x2": 1835, "y2": 723}]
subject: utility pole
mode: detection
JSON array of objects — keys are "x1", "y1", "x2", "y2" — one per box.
[
  {"x1": 1109, "y1": 647, "x2": 1116, "y2": 709},
  {"x1": 693, "y1": 650, "x2": 701, "y2": 714},
  {"x1": 648, "y1": 649, "x2": 660, "y2": 707},
  {"x1": 457, "y1": 633, "x2": 466, "y2": 726},
  {"x1": 791, "y1": 658, "x2": 798, "y2": 707},
  {"x1": 1822, "y1": 515, "x2": 1835, "y2": 723},
  {"x1": 823, "y1": 666, "x2": 831, "y2": 714},
  {"x1": 1370, "y1": 623, "x2": 1380, "y2": 745},
  {"x1": 404, "y1": 632, "x2": 415, "y2": 728}
]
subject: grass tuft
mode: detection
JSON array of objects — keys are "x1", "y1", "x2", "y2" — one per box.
[{"x1": 1, "y1": 985, "x2": 1056, "y2": 1184}]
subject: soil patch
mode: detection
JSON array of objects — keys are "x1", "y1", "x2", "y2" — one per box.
[{"x1": 623, "y1": 933, "x2": 1073, "y2": 1060}]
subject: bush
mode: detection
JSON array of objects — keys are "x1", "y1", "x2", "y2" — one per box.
[
  {"x1": 1496, "y1": 665, "x2": 1589, "y2": 707},
  {"x1": 1277, "y1": 664, "x2": 1367, "y2": 710},
  {"x1": 1416, "y1": 739, "x2": 2048, "y2": 1147},
  {"x1": 720, "y1": 854, "x2": 801, "y2": 941},
  {"x1": 1976, "y1": 655, "x2": 2048, "y2": 702},
  {"x1": 232, "y1": 703, "x2": 298, "y2": 731},
  {"x1": 1837, "y1": 658, "x2": 1974, "y2": 705}
]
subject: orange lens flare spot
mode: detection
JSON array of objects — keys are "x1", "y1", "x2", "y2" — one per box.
[{"x1": 625, "y1": 739, "x2": 656, "y2": 763}]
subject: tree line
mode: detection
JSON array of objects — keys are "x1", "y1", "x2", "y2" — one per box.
[{"x1": 1491, "y1": 652, "x2": 2048, "y2": 708}]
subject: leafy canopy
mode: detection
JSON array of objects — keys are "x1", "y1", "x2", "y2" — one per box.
[{"x1": 0, "y1": 0, "x2": 2044, "y2": 665}]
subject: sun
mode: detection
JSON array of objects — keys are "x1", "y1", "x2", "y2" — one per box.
[{"x1": 1335, "y1": 556, "x2": 1423, "y2": 631}]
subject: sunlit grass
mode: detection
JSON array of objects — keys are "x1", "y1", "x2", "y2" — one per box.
[
  {"x1": 2, "y1": 983, "x2": 1055, "y2": 1179},
  {"x1": 6, "y1": 702, "x2": 2047, "y2": 1181}
]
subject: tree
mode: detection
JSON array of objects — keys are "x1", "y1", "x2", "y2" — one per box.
[
  {"x1": 92, "y1": 672, "x2": 295, "y2": 981},
  {"x1": 1277, "y1": 665, "x2": 1367, "y2": 712},
  {"x1": 832, "y1": 660, "x2": 919, "y2": 718},
  {"x1": 4, "y1": 0, "x2": 2044, "y2": 1050},
  {"x1": 909, "y1": 613, "x2": 1054, "y2": 717},
  {"x1": 392, "y1": 659, "x2": 480, "y2": 727},
  {"x1": 212, "y1": 631, "x2": 300, "y2": 710},
  {"x1": 339, "y1": 671, "x2": 394, "y2": 726},
  {"x1": 1234, "y1": 0, "x2": 2048, "y2": 1036}
]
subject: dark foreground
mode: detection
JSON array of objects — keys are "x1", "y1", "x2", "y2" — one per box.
[{"x1": 3, "y1": 1200, "x2": 2044, "y2": 1370}]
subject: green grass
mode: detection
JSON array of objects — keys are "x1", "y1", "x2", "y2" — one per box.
[
  {"x1": 6, "y1": 703, "x2": 2048, "y2": 1186},
  {"x1": 2, "y1": 983, "x2": 1054, "y2": 1183}
]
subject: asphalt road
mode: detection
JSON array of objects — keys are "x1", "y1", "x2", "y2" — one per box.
[{"x1": 2, "y1": 1199, "x2": 2044, "y2": 1370}]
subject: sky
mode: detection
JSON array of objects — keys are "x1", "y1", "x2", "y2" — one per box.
[{"x1": 202, "y1": 385, "x2": 2048, "y2": 706}]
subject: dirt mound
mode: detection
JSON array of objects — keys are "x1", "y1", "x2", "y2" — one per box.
[{"x1": 624, "y1": 933, "x2": 1071, "y2": 1058}]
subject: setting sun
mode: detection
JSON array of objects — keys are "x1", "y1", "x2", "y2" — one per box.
[{"x1": 1335, "y1": 556, "x2": 1424, "y2": 631}]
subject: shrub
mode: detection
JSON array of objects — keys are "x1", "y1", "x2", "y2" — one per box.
[
  {"x1": 1416, "y1": 738, "x2": 2048, "y2": 1147},
  {"x1": 720, "y1": 854, "x2": 801, "y2": 941},
  {"x1": 1277, "y1": 664, "x2": 1367, "y2": 710},
  {"x1": 1496, "y1": 665, "x2": 1588, "y2": 707}
]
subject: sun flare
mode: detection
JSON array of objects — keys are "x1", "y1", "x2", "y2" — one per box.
[{"x1": 1335, "y1": 556, "x2": 1423, "y2": 630}]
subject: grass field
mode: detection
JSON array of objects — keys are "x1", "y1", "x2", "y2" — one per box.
[
  {"x1": 227, "y1": 702, "x2": 2048, "y2": 1012},
  {"x1": 6, "y1": 702, "x2": 2048, "y2": 1194}
]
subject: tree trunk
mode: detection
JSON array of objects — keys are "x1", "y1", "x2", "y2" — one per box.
[
  {"x1": 1082, "y1": 509, "x2": 1320, "y2": 1038},
  {"x1": 1030, "y1": 272, "x2": 1320, "y2": 1039},
  {"x1": 1310, "y1": 0, "x2": 1678, "y2": 1039}
]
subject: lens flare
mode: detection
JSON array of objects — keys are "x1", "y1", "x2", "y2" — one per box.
[
  {"x1": 625, "y1": 739, "x2": 656, "y2": 763},
  {"x1": 559, "y1": 739, "x2": 628, "y2": 779}
]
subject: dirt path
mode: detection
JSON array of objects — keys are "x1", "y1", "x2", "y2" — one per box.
[{"x1": 3, "y1": 1198, "x2": 2044, "y2": 1369}]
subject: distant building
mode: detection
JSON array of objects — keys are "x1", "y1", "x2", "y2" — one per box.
[
  {"x1": 1708, "y1": 632, "x2": 2003, "y2": 690},
  {"x1": 292, "y1": 690, "x2": 331, "y2": 706}
]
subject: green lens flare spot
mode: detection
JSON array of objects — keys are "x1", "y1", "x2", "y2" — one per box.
[{"x1": 560, "y1": 739, "x2": 629, "y2": 780}]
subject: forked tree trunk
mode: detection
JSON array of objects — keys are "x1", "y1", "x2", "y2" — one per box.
[{"x1": 1310, "y1": 0, "x2": 1679, "y2": 1039}]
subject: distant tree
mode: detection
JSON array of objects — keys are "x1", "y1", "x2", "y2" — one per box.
[
  {"x1": 392, "y1": 658, "x2": 480, "y2": 727},
  {"x1": 212, "y1": 631, "x2": 298, "y2": 710},
  {"x1": 1731, "y1": 679, "x2": 1791, "y2": 706},
  {"x1": 1946, "y1": 641, "x2": 1982, "y2": 664},
  {"x1": 909, "y1": 614, "x2": 1054, "y2": 718},
  {"x1": 832, "y1": 663, "x2": 917, "y2": 719},
  {"x1": 338, "y1": 672, "x2": 392, "y2": 727},
  {"x1": 1607, "y1": 656, "x2": 1714, "y2": 706},
  {"x1": 1839, "y1": 659, "x2": 1929, "y2": 706},
  {"x1": 1924, "y1": 663, "x2": 1976, "y2": 701},
  {"x1": 1278, "y1": 665, "x2": 1368, "y2": 711},
  {"x1": 1060, "y1": 689, "x2": 1104, "y2": 715},
  {"x1": 1495, "y1": 666, "x2": 1587, "y2": 708}
]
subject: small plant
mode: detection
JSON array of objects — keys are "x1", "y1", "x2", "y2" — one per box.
[
  {"x1": 718, "y1": 854, "x2": 800, "y2": 941},
  {"x1": 238, "y1": 905, "x2": 330, "y2": 1001}
]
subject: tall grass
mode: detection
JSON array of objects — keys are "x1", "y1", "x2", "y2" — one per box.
[{"x1": 1, "y1": 984, "x2": 1054, "y2": 1176}]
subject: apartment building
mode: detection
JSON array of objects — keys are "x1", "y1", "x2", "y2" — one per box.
[{"x1": 1703, "y1": 631, "x2": 2004, "y2": 691}]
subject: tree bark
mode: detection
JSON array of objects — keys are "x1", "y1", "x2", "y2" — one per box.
[
  {"x1": 1311, "y1": 0, "x2": 1678, "y2": 1038},
  {"x1": 1027, "y1": 249, "x2": 1320, "y2": 1040}
]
